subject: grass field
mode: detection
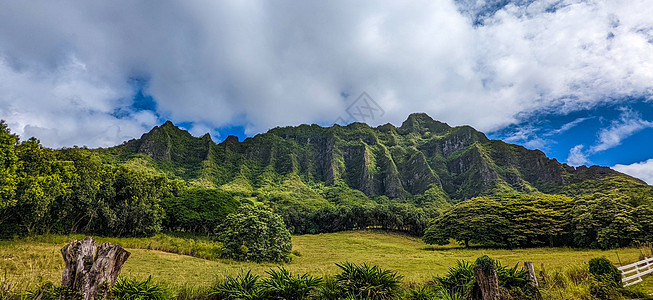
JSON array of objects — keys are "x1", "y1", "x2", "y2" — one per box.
[{"x1": 1, "y1": 230, "x2": 652, "y2": 294}]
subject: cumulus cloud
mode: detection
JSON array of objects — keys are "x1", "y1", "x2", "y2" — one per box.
[
  {"x1": 566, "y1": 144, "x2": 588, "y2": 166},
  {"x1": 613, "y1": 159, "x2": 653, "y2": 185},
  {"x1": 1, "y1": 0, "x2": 653, "y2": 147}
]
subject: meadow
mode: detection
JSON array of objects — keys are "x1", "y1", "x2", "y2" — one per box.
[{"x1": 1, "y1": 230, "x2": 652, "y2": 296}]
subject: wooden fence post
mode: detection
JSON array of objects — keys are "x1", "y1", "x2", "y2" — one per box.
[
  {"x1": 539, "y1": 263, "x2": 547, "y2": 287},
  {"x1": 61, "y1": 237, "x2": 130, "y2": 300},
  {"x1": 524, "y1": 261, "x2": 538, "y2": 287}
]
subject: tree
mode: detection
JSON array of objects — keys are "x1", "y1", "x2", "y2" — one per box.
[
  {"x1": 216, "y1": 204, "x2": 292, "y2": 262},
  {"x1": 497, "y1": 194, "x2": 571, "y2": 247},
  {"x1": 102, "y1": 167, "x2": 172, "y2": 237},
  {"x1": 570, "y1": 194, "x2": 640, "y2": 249},
  {"x1": 423, "y1": 197, "x2": 510, "y2": 247},
  {"x1": 0, "y1": 120, "x2": 18, "y2": 210},
  {"x1": 12, "y1": 138, "x2": 74, "y2": 233},
  {"x1": 163, "y1": 188, "x2": 240, "y2": 234}
]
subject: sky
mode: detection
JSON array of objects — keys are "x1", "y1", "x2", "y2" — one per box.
[{"x1": 1, "y1": 0, "x2": 652, "y2": 184}]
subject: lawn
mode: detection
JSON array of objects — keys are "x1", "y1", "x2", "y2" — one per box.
[{"x1": 1, "y1": 230, "x2": 652, "y2": 294}]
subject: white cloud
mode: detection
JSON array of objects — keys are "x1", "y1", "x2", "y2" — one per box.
[
  {"x1": 613, "y1": 159, "x2": 653, "y2": 185},
  {"x1": 590, "y1": 108, "x2": 653, "y2": 153},
  {"x1": 0, "y1": 0, "x2": 652, "y2": 147},
  {"x1": 547, "y1": 117, "x2": 591, "y2": 135},
  {"x1": 566, "y1": 144, "x2": 589, "y2": 166}
]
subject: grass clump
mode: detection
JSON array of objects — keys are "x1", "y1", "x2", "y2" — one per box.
[
  {"x1": 333, "y1": 262, "x2": 403, "y2": 300},
  {"x1": 261, "y1": 267, "x2": 322, "y2": 300},
  {"x1": 210, "y1": 271, "x2": 263, "y2": 300}
]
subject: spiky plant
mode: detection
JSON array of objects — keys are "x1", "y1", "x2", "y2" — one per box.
[
  {"x1": 210, "y1": 271, "x2": 264, "y2": 300},
  {"x1": 334, "y1": 262, "x2": 403, "y2": 300},
  {"x1": 111, "y1": 276, "x2": 171, "y2": 300},
  {"x1": 432, "y1": 260, "x2": 475, "y2": 297},
  {"x1": 260, "y1": 267, "x2": 322, "y2": 300}
]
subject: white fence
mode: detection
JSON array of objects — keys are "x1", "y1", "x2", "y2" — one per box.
[{"x1": 618, "y1": 257, "x2": 653, "y2": 287}]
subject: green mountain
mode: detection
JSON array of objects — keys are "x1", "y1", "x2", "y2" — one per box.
[{"x1": 97, "y1": 113, "x2": 651, "y2": 202}]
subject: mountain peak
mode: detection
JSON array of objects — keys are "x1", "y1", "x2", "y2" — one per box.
[
  {"x1": 161, "y1": 120, "x2": 175, "y2": 128},
  {"x1": 399, "y1": 113, "x2": 451, "y2": 134}
]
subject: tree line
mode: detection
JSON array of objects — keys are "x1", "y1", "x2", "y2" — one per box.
[
  {"x1": 277, "y1": 202, "x2": 435, "y2": 236},
  {"x1": 423, "y1": 193, "x2": 653, "y2": 249}
]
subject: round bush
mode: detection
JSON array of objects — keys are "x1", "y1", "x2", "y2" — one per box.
[
  {"x1": 588, "y1": 257, "x2": 622, "y2": 287},
  {"x1": 216, "y1": 204, "x2": 292, "y2": 262}
]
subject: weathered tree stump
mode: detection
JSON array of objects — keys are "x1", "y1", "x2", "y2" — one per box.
[
  {"x1": 473, "y1": 265, "x2": 500, "y2": 300},
  {"x1": 61, "y1": 237, "x2": 130, "y2": 300}
]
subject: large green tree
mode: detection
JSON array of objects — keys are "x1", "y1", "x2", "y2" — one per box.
[
  {"x1": 423, "y1": 197, "x2": 510, "y2": 247},
  {"x1": 164, "y1": 188, "x2": 240, "y2": 234},
  {"x1": 216, "y1": 204, "x2": 292, "y2": 262}
]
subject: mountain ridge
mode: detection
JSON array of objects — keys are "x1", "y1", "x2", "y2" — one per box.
[{"x1": 101, "y1": 113, "x2": 650, "y2": 201}]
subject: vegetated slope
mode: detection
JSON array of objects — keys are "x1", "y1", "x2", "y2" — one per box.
[{"x1": 94, "y1": 113, "x2": 652, "y2": 203}]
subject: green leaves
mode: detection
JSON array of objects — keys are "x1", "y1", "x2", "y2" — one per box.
[
  {"x1": 261, "y1": 267, "x2": 322, "y2": 300},
  {"x1": 334, "y1": 262, "x2": 403, "y2": 300},
  {"x1": 212, "y1": 268, "x2": 321, "y2": 300},
  {"x1": 216, "y1": 204, "x2": 292, "y2": 262},
  {"x1": 112, "y1": 276, "x2": 171, "y2": 300},
  {"x1": 163, "y1": 188, "x2": 240, "y2": 234},
  {"x1": 423, "y1": 197, "x2": 511, "y2": 247},
  {"x1": 424, "y1": 194, "x2": 575, "y2": 248},
  {"x1": 211, "y1": 271, "x2": 264, "y2": 300}
]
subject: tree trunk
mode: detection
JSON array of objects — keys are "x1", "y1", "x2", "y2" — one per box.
[
  {"x1": 473, "y1": 265, "x2": 500, "y2": 300},
  {"x1": 61, "y1": 236, "x2": 130, "y2": 300}
]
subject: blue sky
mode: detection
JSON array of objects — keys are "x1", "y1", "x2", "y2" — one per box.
[{"x1": 0, "y1": 0, "x2": 652, "y2": 183}]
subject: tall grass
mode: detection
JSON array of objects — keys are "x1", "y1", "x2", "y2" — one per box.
[
  {"x1": 20, "y1": 233, "x2": 223, "y2": 260},
  {"x1": 2, "y1": 230, "x2": 653, "y2": 297}
]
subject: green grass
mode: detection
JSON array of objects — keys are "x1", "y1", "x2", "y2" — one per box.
[{"x1": 1, "y1": 230, "x2": 652, "y2": 295}]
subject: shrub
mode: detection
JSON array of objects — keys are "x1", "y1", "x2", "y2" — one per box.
[
  {"x1": 334, "y1": 262, "x2": 403, "y2": 300},
  {"x1": 216, "y1": 204, "x2": 292, "y2": 262},
  {"x1": 260, "y1": 267, "x2": 322, "y2": 300},
  {"x1": 588, "y1": 257, "x2": 622, "y2": 287},
  {"x1": 433, "y1": 260, "x2": 475, "y2": 298},
  {"x1": 315, "y1": 276, "x2": 343, "y2": 300},
  {"x1": 22, "y1": 282, "x2": 79, "y2": 300},
  {"x1": 210, "y1": 271, "x2": 264, "y2": 300},
  {"x1": 111, "y1": 276, "x2": 171, "y2": 300}
]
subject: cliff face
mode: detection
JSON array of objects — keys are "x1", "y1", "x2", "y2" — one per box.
[{"x1": 108, "y1": 113, "x2": 648, "y2": 200}]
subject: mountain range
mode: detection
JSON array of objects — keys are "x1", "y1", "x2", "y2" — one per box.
[{"x1": 97, "y1": 113, "x2": 651, "y2": 201}]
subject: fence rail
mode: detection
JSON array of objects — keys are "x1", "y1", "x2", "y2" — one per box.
[{"x1": 618, "y1": 257, "x2": 653, "y2": 287}]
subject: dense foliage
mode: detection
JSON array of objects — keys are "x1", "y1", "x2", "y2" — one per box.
[
  {"x1": 279, "y1": 201, "x2": 435, "y2": 236},
  {"x1": 216, "y1": 204, "x2": 292, "y2": 262},
  {"x1": 424, "y1": 193, "x2": 653, "y2": 249},
  {"x1": 0, "y1": 126, "x2": 183, "y2": 238},
  {"x1": 588, "y1": 257, "x2": 622, "y2": 288},
  {"x1": 163, "y1": 188, "x2": 240, "y2": 234},
  {"x1": 334, "y1": 262, "x2": 403, "y2": 300}
]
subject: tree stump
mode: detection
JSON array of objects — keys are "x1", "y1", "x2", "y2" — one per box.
[
  {"x1": 473, "y1": 265, "x2": 500, "y2": 300},
  {"x1": 61, "y1": 237, "x2": 130, "y2": 300}
]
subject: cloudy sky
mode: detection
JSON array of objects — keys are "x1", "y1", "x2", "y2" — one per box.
[{"x1": 1, "y1": 0, "x2": 653, "y2": 184}]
